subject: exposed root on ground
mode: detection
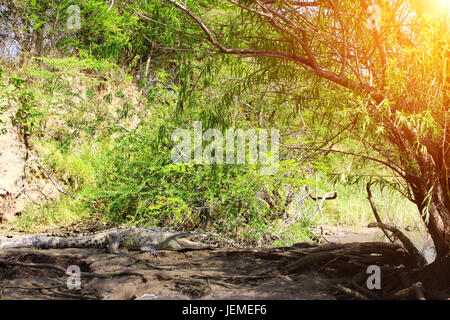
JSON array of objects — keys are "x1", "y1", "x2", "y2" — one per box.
[{"x1": 282, "y1": 240, "x2": 449, "y2": 300}]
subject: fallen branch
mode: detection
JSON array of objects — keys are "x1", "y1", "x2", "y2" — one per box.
[{"x1": 335, "y1": 284, "x2": 368, "y2": 300}]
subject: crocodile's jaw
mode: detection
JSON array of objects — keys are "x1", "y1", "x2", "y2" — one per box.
[{"x1": 174, "y1": 238, "x2": 212, "y2": 250}]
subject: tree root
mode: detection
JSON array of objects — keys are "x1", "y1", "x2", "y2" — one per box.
[
  {"x1": 283, "y1": 241, "x2": 447, "y2": 300},
  {"x1": 367, "y1": 222, "x2": 426, "y2": 267},
  {"x1": 285, "y1": 242, "x2": 412, "y2": 273},
  {"x1": 365, "y1": 182, "x2": 427, "y2": 269},
  {"x1": 389, "y1": 282, "x2": 425, "y2": 300}
]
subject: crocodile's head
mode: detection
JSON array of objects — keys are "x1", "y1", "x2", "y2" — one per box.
[
  {"x1": 161, "y1": 233, "x2": 215, "y2": 250},
  {"x1": 174, "y1": 237, "x2": 213, "y2": 250}
]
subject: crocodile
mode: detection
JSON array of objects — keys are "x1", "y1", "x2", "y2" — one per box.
[{"x1": 0, "y1": 226, "x2": 215, "y2": 255}]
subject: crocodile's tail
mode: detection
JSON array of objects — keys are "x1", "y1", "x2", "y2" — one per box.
[
  {"x1": 0, "y1": 234, "x2": 108, "y2": 249},
  {"x1": 0, "y1": 235, "x2": 72, "y2": 249}
]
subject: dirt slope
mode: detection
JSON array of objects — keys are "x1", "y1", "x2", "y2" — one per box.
[{"x1": 0, "y1": 105, "x2": 59, "y2": 223}]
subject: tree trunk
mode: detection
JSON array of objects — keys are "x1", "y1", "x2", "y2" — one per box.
[
  {"x1": 424, "y1": 200, "x2": 450, "y2": 262},
  {"x1": 411, "y1": 182, "x2": 450, "y2": 262}
]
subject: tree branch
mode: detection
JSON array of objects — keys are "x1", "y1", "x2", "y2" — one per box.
[
  {"x1": 164, "y1": 0, "x2": 385, "y2": 103},
  {"x1": 281, "y1": 144, "x2": 405, "y2": 177},
  {"x1": 366, "y1": 182, "x2": 395, "y2": 243}
]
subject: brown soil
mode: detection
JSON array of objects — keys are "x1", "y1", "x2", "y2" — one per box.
[{"x1": 0, "y1": 246, "x2": 337, "y2": 300}]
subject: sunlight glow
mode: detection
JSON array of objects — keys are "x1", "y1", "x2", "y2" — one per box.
[
  {"x1": 424, "y1": 0, "x2": 450, "y2": 14},
  {"x1": 438, "y1": 0, "x2": 450, "y2": 8}
]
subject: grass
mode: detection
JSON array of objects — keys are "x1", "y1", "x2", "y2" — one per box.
[
  {"x1": 322, "y1": 183, "x2": 421, "y2": 229},
  {"x1": 12, "y1": 198, "x2": 91, "y2": 232}
]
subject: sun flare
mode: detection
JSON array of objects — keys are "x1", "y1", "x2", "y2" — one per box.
[{"x1": 438, "y1": 0, "x2": 450, "y2": 8}]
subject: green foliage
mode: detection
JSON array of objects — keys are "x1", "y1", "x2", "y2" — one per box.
[
  {"x1": 87, "y1": 131, "x2": 268, "y2": 232},
  {"x1": 4, "y1": 0, "x2": 436, "y2": 248},
  {"x1": 11, "y1": 89, "x2": 44, "y2": 137},
  {"x1": 2, "y1": 75, "x2": 44, "y2": 138}
]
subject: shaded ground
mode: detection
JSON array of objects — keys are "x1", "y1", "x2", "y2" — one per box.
[{"x1": 0, "y1": 246, "x2": 337, "y2": 300}]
